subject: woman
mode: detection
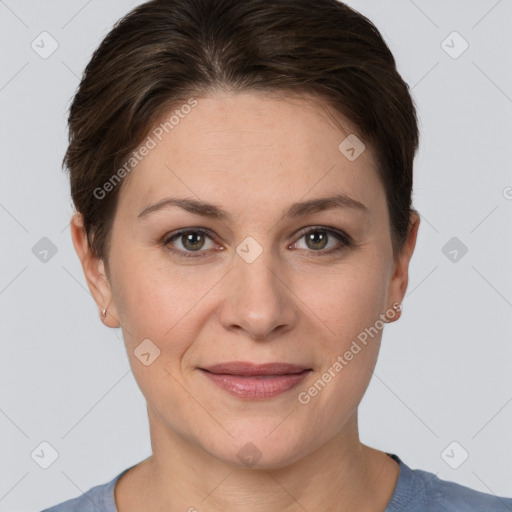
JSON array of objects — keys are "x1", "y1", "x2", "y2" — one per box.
[{"x1": 42, "y1": 0, "x2": 512, "y2": 510}]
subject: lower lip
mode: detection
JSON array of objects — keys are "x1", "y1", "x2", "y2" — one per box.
[{"x1": 200, "y1": 369, "x2": 311, "y2": 399}]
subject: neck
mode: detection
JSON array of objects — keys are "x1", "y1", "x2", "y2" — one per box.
[{"x1": 118, "y1": 410, "x2": 399, "y2": 512}]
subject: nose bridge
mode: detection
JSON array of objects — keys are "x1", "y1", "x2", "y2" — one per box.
[
  {"x1": 220, "y1": 235, "x2": 296, "y2": 339},
  {"x1": 237, "y1": 239, "x2": 280, "y2": 298}
]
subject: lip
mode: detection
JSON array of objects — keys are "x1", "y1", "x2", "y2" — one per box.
[
  {"x1": 199, "y1": 362, "x2": 312, "y2": 399},
  {"x1": 202, "y1": 362, "x2": 310, "y2": 376}
]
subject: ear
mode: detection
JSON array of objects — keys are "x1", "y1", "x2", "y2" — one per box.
[
  {"x1": 70, "y1": 212, "x2": 120, "y2": 328},
  {"x1": 386, "y1": 210, "x2": 421, "y2": 317}
]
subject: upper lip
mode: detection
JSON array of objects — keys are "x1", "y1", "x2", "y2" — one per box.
[{"x1": 200, "y1": 362, "x2": 311, "y2": 376}]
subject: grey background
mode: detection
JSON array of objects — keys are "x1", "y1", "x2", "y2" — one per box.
[{"x1": 0, "y1": 0, "x2": 511, "y2": 510}]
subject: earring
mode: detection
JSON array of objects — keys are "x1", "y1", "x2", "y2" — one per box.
[
  {"x1": 384, "y1": 302, "x2": 402, "y2": 323},
  {"x1": 102, "y1": 308, "x2": 107, "y2": 317}
]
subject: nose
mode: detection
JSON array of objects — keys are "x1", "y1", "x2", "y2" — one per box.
[{"x1": 219, "y1": 244, "x2": 298, "y2": 341}]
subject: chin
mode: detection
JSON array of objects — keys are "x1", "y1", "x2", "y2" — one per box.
[{"x1": 200, "y1": 422, "x2": 313, "y2": 471}]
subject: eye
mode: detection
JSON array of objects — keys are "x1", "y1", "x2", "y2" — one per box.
[
  {"x1": 291, "y1": 227, "x2": 352, "y2": 255},
  {"x1": 162, "y1": 226, "x2": 352, "y2": 258},
  {"x1": 163, "y1": 228, "x2": 217, "y2": 258}
]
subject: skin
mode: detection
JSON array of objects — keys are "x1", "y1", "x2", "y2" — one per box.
[{"x1": 71, "y1": 90, "x2": 420, "y2": 512}]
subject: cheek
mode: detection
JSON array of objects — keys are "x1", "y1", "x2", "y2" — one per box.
[
  {"x1": 304, "y1": 255, "x2": 389, "y2": 346},
  {"x1": 111, "y1": 254, "x2": 203, "y2": 414},
  {"x1": 295, "y1": 268, "x2": 387, "y2": 436},
  {"x1": 309, "y1": 254, "x2": 389, "y2": 399},
  {"x1": 110, "y1": 249, "x2": 175, "y2": 339},
  {"x1": 111, "y1": 249, "x2": 223, "y2": 357}
]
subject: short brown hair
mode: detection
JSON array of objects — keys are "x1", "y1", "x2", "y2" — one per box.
[{"x1": 64, "y1": 0, "x2": 419, "y2": 270}]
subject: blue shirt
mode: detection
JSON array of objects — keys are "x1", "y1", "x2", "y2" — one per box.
[{"x1": 41, "y1": 453, "x2": 512, "y2": 511}]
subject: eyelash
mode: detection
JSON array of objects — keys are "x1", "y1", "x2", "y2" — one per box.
[{"x1": 161, "y1": 226, "x2": 353, "y2": 259}]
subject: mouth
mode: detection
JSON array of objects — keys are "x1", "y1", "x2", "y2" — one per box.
[{"x1": 198, "y1": 362, "x2": 312, "y2": 399}]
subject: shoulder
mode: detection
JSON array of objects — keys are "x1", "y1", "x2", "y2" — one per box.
[
  {"x1": 40, "y1": 480, "x2": 112, "y2": 512},
  {"x1": 387, "y1": 453, "x2": 512, "y2": 512},
  {"x1": 418, "y1": 469, "x2": 512, "y2": 512},
  {"x1": 40, "y1": 466, "x2": 132, "y2": 512},
  {"x1": 41, "y1": 486, "x2": 105, "y2": 512},
  {"x1": 41, "y1": 492, "x2": 99, "y2": 512}
]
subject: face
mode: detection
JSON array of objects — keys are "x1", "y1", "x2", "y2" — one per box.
[{"x1": 73, "y1": 91, "x2": 419, "y2": 469}]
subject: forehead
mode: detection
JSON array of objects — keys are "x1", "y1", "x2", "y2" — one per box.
[{"x1": 117, "y1": 91, "x2": 385, "y2": 220}]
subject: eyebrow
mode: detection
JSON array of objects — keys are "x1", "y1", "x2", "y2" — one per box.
[{"x1": 137, "y1": 193, "x2": 368, "y2": 221}]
